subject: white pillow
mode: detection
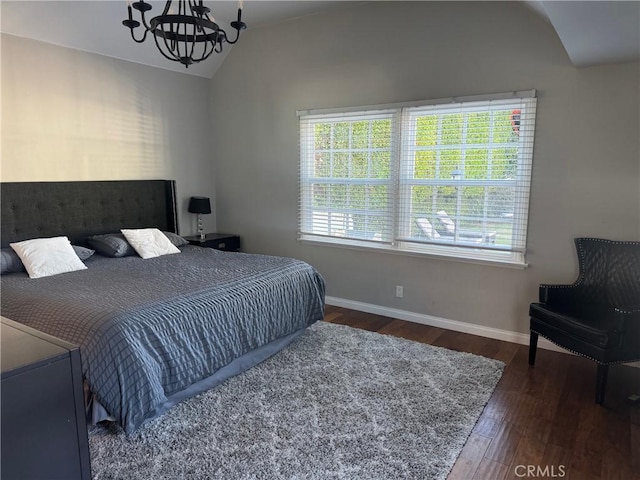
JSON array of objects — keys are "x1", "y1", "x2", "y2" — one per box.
[
  {"x1": 121, "y1": 228, "x2": 181, "y2": 259},
  {"x1": 10, "y1": 236, "x2": 88, "y2": 279}
]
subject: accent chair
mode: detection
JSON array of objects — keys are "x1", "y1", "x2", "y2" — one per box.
[{"x1": 529, "y1": 238, "x2": 640, "y2": 404}]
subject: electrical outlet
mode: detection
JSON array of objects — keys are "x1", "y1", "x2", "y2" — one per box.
[{"x1": 395, "y1": 285, "x2": 404, "y2": 298}]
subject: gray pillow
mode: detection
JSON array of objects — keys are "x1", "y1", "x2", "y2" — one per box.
[
  {"x1": 1, "y1": 248, "x2": 26, "y2": 274},
  {"x1": 86, "y1": 231, "x2": 186, "y2": 257},
  {"x1": 162, "y1": 231, "x2": 189, "y2": 248},
  {"x1": 87, "y1": 234, "x2": 137, "y2": 258},
  {"x1": 1, "y1": 245, "x2": 94, "y2": 274},
  {"x1": 73, "y1": 245, "x2": 95, "y2": 261}
]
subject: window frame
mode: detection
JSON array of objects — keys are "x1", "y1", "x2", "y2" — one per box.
[
  {"x1": 298, "y1": 90, "x2": 537, "y2": 267},
  {"x1": 299, "y1": 110, "x2": 399, "y2": 244}
]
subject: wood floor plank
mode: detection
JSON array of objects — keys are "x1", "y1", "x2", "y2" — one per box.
[
  {"x1": 322, "y1": 310, "x2": 343, "y2": 323},
  {"x1": 540, "y1": 443, "x2": 572, "y2": 475},
  {"x1": 459, "y1": 433, "x2": 493, "y2": 463},
  {"x1": 600, "y1": 444, "x2": 639, "y2": 480},
  {"x1": 472, "y1": 415, "x2": 503, "y2": 439},
  {"x1": 505, "y1": 436, "x2": 547, "y2": 479},
  {"x1": 489, "y1": 340, "x2": 521, "y2": 367},
  {"x1": 432, "y1": 330, "x2": 493, "y2": 357},
  {"x1": 570, "y1": 425, "x2": 604, "y2": 476},
  {"x1": 566, "y1": 468, "x2": 601, "y2": 480},
  {"x1": 603, "y1": 409, "x2": 631, "y2": 461},
  {"x1": 471, "y1": 458, "x2": 509, "y2": 480},
  {"x1": 631, "y1": 422, "x2": 640, "y2": 474},
  {"x1": 524, "y1": 417, "x2": 554, "y2": 445},
  {"x1": 500, "y1": 392, "x2": 537, "y2": 435},
  {"x1": 447, "y1": 457, "x2": 480, "y2": 480},
  {"x1": 548, "y1": 381, "x2": 582, "y2": 450},
  {"x1": 342, "y1": 311, "x2": 394, "y2": 332},
  {"x1": 377, "y1": 319, "x2": 446, "y2": 344},
  {"x1": 483, "y1": 421, "x2": 523, "y2": 466}
]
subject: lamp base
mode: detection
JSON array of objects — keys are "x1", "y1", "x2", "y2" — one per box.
[{"x1": 197, "y1": 214, "x2": 205, "y2": 240}]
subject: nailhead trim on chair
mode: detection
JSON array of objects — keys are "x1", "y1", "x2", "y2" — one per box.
[
  {"x1": 615, "y1": 306, "x2": 640, "y2": 314},
  {"x1": 534, "y1": 238, "x2": 640, "y2": 367},
  {"x1": 531, "y1": 329, "x2": 640, "y2": 366}
]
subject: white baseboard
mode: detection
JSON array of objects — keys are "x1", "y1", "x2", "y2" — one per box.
[
  {"x1": 325, "y1": 296, "x2": 567, "y2": 353},
  {"x1": 325, "y1": 296, "x2": 640, "y2": 368}
]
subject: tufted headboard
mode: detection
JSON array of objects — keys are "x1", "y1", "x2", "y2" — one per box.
[{"x1": 1, "y1": 180, "x2": 178, "y2": 247}]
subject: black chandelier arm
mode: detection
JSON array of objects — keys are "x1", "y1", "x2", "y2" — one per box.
[
  {"x1": 123, "y1": 12, "x2": 148, "y2": 43},
  {"x1": 224, "y1": 28, "x2": 241, "y2": 45},
  {"x1": 132, "y1": 1, "x2": 153, "y2": 30},
  {"x1": 159, "y1": 0, "x2": 172, "y2": 18},
  {"x1": 225, "y1": 8, "x2": 246, "y2": 44},
  {"x1": 129, "y1": 28, "x2": 149, "y2": 44},
  {"x1": 189, "y1": 0, "x2": 211, "y2": 26},
  {"x1": 215, "y1": 29, "x2": 226, "y2": 43}
]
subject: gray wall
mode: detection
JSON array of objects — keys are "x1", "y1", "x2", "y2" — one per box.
[
  {"x1": 2, "y1": 2, "x2": 638, "y2": 338},
  {"x1": 1, "y1": 34, "x2": 216, "y2": 235},
  {"x1": 210, "y1": 1, "x2": 640, "y2": 334}
]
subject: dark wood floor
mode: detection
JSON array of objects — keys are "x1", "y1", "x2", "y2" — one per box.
[{"x1": 324, "y1": 305, "x2": 640, "y2": 480}]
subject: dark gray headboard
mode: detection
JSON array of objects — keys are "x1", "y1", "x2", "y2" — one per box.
[{"x1": 1, "y1": 180, "x2": 178, "y2": 247}]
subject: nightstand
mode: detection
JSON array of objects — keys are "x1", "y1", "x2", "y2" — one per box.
[{"x1": 185, "y1": 233, "x2": 241, "y2": 252}]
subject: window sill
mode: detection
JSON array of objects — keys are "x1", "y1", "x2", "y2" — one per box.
[{"x1": 299, "y1": 235, "x2": 528, "y2": 269}]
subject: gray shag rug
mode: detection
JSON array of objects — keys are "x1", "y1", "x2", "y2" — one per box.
[{"x1": 89, "y1": 321, "x2": 504, "y2": 480}]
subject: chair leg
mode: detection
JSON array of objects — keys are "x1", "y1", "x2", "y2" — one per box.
[
  {"x1": 528, "y1": 331, "x2": 539, "y2": 366},
  {"x1": 596, "y1": 363, "x2": 609, "y2": 405}
]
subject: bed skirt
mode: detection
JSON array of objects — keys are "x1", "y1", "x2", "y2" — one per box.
[{"x1": 86, "y1": 327, "x2": 307, "y2": 430}]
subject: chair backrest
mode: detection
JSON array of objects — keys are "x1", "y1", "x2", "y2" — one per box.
[
  {"x1": 415, "y1": 218, "x2": 440, "y2": 239},
  {"x1": 574, "y1": 238, "x2": 640, "y2": 307}
]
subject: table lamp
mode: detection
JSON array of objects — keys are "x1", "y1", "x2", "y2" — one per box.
[{"x1": 188, "y1": 196, "x2": 211, "y2": 240}]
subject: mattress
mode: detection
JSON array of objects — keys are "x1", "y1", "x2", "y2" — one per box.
[{"x1": 1, "y1": 246, "x2": 325, "y2": 433}]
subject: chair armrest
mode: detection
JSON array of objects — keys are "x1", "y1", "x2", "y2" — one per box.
[{"x1": 539, "y1": 283, "x2": 581, "y2": 305}]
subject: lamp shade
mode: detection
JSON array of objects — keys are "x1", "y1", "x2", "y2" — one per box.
[{"x1": 188, "y1": 196, "x2": 212, "y2": 215}]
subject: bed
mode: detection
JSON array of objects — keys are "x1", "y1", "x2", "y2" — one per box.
[{"x1": 0, "y1": 180, "x2": 325, "y2": 434}]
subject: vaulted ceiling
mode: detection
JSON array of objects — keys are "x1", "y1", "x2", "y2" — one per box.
[{"x1": 1, "y1": 1, "x2": 638, "y2": 78}]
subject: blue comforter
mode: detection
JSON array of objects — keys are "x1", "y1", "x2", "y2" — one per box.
[{"x1": 1, "y1": 246, "x2": 325, "y2": 433}]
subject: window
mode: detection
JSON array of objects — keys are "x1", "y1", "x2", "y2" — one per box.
[{"x1": 299, "y1": 91, "x2": 537, "y2": 266}]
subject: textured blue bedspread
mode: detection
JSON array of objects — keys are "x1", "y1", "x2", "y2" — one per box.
[{"x1": 1, "y1": 246, "x2": 325, "y2": 433}]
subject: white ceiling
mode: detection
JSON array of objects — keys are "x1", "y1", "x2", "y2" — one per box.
[
  {"x1": 0, "y1": 0, "x2": 353, "y2": 78},
  {"x1": 1, "y1": 1, "x2": 638, "y2": 78},
  {"x1": 524, "y1": 0, "x2": 640, "y2": 67}
]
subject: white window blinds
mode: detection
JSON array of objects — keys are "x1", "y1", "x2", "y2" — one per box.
[
  {"x1": 299, "y1": 91, "x2": 537, "y2": 266},
  {"x1": 299, "y1": 110, "x2": 398, "y2": 244}
]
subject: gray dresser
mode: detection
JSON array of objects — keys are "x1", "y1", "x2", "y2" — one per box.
[{"x1": 1, "y1": 316, "x2": 91, "y2": 480}]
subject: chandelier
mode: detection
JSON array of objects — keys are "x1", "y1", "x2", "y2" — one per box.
[{"x1": 122, "y1": 0, "x2": 247, "y2": 68}]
